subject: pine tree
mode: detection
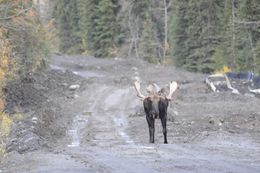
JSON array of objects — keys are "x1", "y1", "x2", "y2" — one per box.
[
  {"x1": 68, "y1": 0, "x2": 81, "y2": 53},
  {"x1": 130, "y1": 0, "x2": 164, "y2": 61},
  {"x1": 196, "y1": 0, "x2": 223, "y2": 73},
  {"x1": 215, "y1": 0, "x2": 260, "y2": 73},
  {"x1": 76, "y1": 0, "x2": 120, "y2": 57},
  {"x1": 170, "y1": 0, "x2": 189, "y2": 67},
  {"x1": 94, "y1": 0, "x2": 120, "y2": 57},
  {"x1": 54, "y1": 0, "x2": 81, "y2": 53},
  {"x1": 77, "y1": 0, "x2": 100, "y2": 53},
  {"x1": 212, "y1": 0, "x2": 233, "y2": 71},
  {"x1": 53, "y1": 0, "x2": 71, "y2": 52},
  {"x1": 239, "y1": 0, "x2": 260, "y2": 74},
  {"x1": 172, "y1": 0, "x2": 222, "y2": 73},
  {"x1": 139, "y1": 17, "x2": 158, "y2": 63},
  {"x1": 131, "y1": 0, "x2": 151, "y2": 19}
]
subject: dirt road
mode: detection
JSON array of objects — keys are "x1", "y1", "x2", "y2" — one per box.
[{"x1": 1, "y1": 55, "x2": 260, "y2": 173}]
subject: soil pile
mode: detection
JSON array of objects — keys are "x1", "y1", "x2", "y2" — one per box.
[{"x1": 5, "y1": 69, "x2": 88, "y2": 153}]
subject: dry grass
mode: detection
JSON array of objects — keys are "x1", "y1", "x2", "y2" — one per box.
[{"x1": 0, "y1": 113, "x2": 12, "y2": 162}]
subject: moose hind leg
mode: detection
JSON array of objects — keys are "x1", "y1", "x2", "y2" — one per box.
[{"x1": 146, "y1": 116, "x2": 155, "y2": 143}]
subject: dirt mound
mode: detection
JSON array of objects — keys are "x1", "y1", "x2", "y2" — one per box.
[
  {"x1": 5, "y1": 69, "x2": 87, "y2": 113},
  {"x1": 5, "y1": 69, "x2": 88, "y2": 153}
]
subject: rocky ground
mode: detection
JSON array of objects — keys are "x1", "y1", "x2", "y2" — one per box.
[{"x1": 0, "y1": 55, "x2": 260, "y2": 173}]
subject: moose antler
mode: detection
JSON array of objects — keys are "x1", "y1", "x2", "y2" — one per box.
[
  {"x1": 166, "y1": 81, "x2": 178, "y2": 100},
  {"x1": 134, "y1": 80, "x2": 147, "y2": 99},
  {"x1": 134, "y1": 80, "x2": 177, "y2": 100}
]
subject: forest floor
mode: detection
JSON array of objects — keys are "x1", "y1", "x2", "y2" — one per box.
[{"x1": 1, "y1": 55, "x2": 260, "y2": 173}]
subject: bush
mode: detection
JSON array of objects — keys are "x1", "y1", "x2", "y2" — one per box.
[
  {"x1": 0, "y1": 0, "x2": 51, "y2": 160},
  {"x1": 0, "y1": 28, "x2": 13, "y2": 162}
]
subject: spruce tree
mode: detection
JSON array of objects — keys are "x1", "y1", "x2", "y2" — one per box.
[
  {"x1": 172, "y1": 0, "x2": 222, "y2": 73},
  {"x1": 130, "y1": 0, "x2": 163, "y2": 61},
  {"x1": 67, "y1": 0, "x2": 81, "y2": 53},
  {"x1": 93, "y1": 0, "x2": 120, "y2": 57},
  {"x1": 212, "y1": 0, "x2": 233, "y2": 71},
  {"x1": 239, "y1": 0, "x2": 260, "y2": 73},
  {"x1": 53, "y1": 0, "x2": 72, "y2": 53},
  {"x1": 77, "y1": 0, "x2": 100, "y2": 53},
  {"x1": 215, "y1": 0, "x2": 260, "y2": 73},
  {"x1": 54, "y1": 0, "x2": 81, "y2": 53},
  {"x1": 170, "y1": 0, "x2": 189, "y2": 67},
  {"x1": 139, "y1": 17, "x2": 158, "y2": 63}
]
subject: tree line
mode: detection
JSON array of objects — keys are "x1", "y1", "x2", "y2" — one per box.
[
  {"x1": 172, "y1": 0, "x2": 260, "y2": 73},
  {"x1": 53, "y1": 0, "x2": 260, "y2": 74}
]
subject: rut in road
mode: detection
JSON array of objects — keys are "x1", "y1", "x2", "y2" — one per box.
[
  {"x1": 64, "y1": 84, "x2": 162, "y2": 173},
  {"x1": 68, "y1": 84, "x2": 136, "y2": 148}
]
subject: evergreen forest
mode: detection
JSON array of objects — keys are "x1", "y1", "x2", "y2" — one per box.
[{"x1": 53, "y1": 0, "x2": 260, "y2": 74}]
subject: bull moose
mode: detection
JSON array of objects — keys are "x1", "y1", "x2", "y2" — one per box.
[{"x1": 134, "y1": 80, "x2": 178, "y2": 144}]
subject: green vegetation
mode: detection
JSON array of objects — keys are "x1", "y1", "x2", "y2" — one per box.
[
  {"x1": 171, "y1": 0, "x2": 260, "y2": 73},
  {"x1": 53, "y1": 0, "x2": 81, "y2": 53},
  {"x1": 54, "y1": 0, "x2": 121, "y2": 57},
  {"x1": 53, "y1": 0, "x2": 260, "y2": 73},
  {"x1": 0, "y1": 0, "x2": 51, "y2": 159},
  {"x1": 0, "y1": 0, "x2": 51, "y2": 77},
  {"x1": 172, "y1": 0, "x2": 223, "y2": 73}
]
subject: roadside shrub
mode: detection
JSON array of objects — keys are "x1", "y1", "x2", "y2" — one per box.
[
  {"x1": 0, "y1": 0, "x2": 51, "y2": 79},
  {"x1": 0, "y1": 28, "x2": 14, "y2": 162},
  {"x1": 0, "y1": 0, "x2": 51, "y2": 160}
]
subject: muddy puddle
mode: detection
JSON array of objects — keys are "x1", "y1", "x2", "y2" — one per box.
[
  {"x1": 113, "y1": 116, "x2": 134, "y2": 145},
  {"x1": 68, "y1": 112, "x2": 91, "y2": 147}
]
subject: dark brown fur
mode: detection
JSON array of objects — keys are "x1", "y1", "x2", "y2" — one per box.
[{"x1": 143, "y1": 95, "x2": 169, "y2": 144}]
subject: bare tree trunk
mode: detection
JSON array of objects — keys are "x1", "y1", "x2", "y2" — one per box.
[
  {"x1": 163, "y1": 0, "x2": 168, "y2": 64},
  {"x1": 246, "y1": 29, "x2": 256, "y2": 72},
  {"x1": 127, "y1": 7, "x2": 134, "y2": 58},
  {"x1": 134, "y1": 19, "x2": 140, "y2": 59},
  {"x1": 128, "y1": 35, "x2": 134, "y2": 58},
  {"x1": 127, "y1": 6, "x2": 140, "y2": 59},
  {"x1": 231, "y1": 0, "x2": 236, "y2": 68}
]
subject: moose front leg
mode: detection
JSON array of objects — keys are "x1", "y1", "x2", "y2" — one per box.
[
  {"x1": 146, "y1": 116, "x2": 155, "y2": 143},
  {"x1": 160, "y1": 116, "x2": 168, "y2": 144}
]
